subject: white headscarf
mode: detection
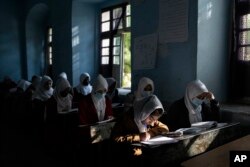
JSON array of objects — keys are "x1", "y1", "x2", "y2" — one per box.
[
  {"x1": 17, "y1": 79, "x2": 31, "y2": 91},
  {"x1": 53, "y1": 77, "x2": 72, "y2": 113},
  {"x1": 58, "y1": 72, "x2": 67, "y2": 80},
  {"x1": 135, "y1": 77, "x2": 154, "y2": 100},
  {"x1": 32, "y1": 75, "x2": 53, "y2": 101},
  {"x1": 184, "y1": 80, "x2": 208, "y2": 124},
  {"x1": 76, "y1": 72, "x2": 92, "y2": 95},
  {"x1": 91, "y1": 74, "x2": 108, "y2": 121},
  {"x1": 134, "y1": 95, "x2": 164, "y2": 133}
]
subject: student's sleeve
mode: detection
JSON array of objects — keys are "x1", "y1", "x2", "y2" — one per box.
[
  {"x1": 113, "y1": 133, "x2": 141, "y2": 143},
  {"x1": 111, "y1": 114, "x2": 141, "y2": 143}
]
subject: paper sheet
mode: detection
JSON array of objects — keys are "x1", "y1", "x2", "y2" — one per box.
[{"x1": 140, "y1": 135, "x2": 178, "y2": 145}]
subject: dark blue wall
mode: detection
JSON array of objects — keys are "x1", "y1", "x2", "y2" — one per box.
[
  {"x1": 0, "y1": 0, "x2": 233, "y2": 102},
  {"x1": 131, "y1": 0, "x2": 198, "y2": 102},
  {"x1": 26, "y1": 3, "x2": 49, "y2": 80},
  {"x1": 50, "y1": 0, "x2": 72, "y2": 83},
  {"x1": 72, "y1": 1, "x2": 98, "y2": 86},
  {"x1": 0, "y1": 0, "x2": 23, "y2": 82}
]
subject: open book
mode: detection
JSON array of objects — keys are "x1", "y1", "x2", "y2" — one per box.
[
  {"x1": 175, "y1": 127, "x2": 204, "y2": 135},
  {"x1": 57, "y1": 108, "x2": 78, "y2": 114},
  {"x1": 97, "y1": 117, "x2": 115, "y2": 124},
  {"x1": 191, "y1": 121, "x2": 217, "y2": 129},
  {"x1": 140, "y1": 135, "x2": 178, "y2": 146},
  {"x1": 175, "y1": 121, "x2": 218, "y2": 135}
]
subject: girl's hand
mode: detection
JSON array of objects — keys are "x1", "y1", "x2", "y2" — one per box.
[{"x1": 139, "y1": 132, "x2": 151, "y2": 141}]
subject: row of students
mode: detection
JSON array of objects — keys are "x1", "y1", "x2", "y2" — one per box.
[
  {"x1": 1, "y1": 74, "x2": 220, "y2": 135},
  {"x1": 0, "y1": 73, "x2": 221, "y2": 166},
  {"x1": 109, "y1": 78, "x2": 220, "y2": 166},
  {"x1": 111, "y1": 78, "x2": 220, "y2": 143}
]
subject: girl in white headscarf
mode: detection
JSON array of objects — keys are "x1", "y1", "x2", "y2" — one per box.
[
  {"x1": 184, "y1": 80, "x2": 214, "y2": 123},
  {"x1": 123, "y1": 77, "x2": 154, "y2": 112},
  {"x1": 52, "y1": 77, "x2": 73, "y2": 113},
  {"x1": 13, "y1": 79, "x2": 31, "y2": 93},
  {"x1": 74, "y1": 72, "x2": 92, "y2": 96},
  {"x1": 163, "y1": 80, "x2": 220, "y2": 131},
  {"x1": 31, "y1": 76, "x2": 53, "y2": 134},
  {"x1": 78, "y1": 74, "x2": 113, "y2": 125},
  {"x1": 32, "y1": 75, "x2": 53, "y2": 101},
  {"x1": 111, "y1": 95, "x2": 168, "y2": 143},
  {"x1": 135, "y1": 77, "x2": 154, "y2": 100}
]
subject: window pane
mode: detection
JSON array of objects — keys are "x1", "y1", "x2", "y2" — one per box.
[
  {"x1": 239, "y1": 31, "x2": 250, "y2": 45},
  {"x1": 48, "y1": 35, "x2": 52, "y2": 42},
  {"x1": 49, "y1": 46, "x2": 52, "y2": 52},
  {"x1": 240, "y1": 14, "x2": 250, "y2": 29},
  {"x1": 102, "y1": 39, "x2": 110, "y2": 47},
  {"x1": 72, "y1": 35, "x2": 80, "y2": 47},
  {"x1": 101, "y1": 22, "x2": 110, "y2": 32},
  {"x1": 238, "y1": 47, "x2": 250, "y2": 61},
  {"x1": 113, "y1": 37, "x2": 121, "y2": 46},
  {"x1": 126, "y1": 5, "x2": 131, "y2": 16},
  {"x1": 113, "y1": 19, "x2": 123, "y2": 29},
  {"x1": 102, "y1": 57, "x2": 109, "y2": 64},
  {"x1": 113, "y1": 7, "x2": 122, "y2": 19},
  {"x1": 113, "y1": 56, "x2": 120, "y2": 65},
  {"x1": 113, "y1": 46, "x2": 120, "y2": 55},
  {"x1": 102, "y1": 11, "x2": 110, "y2": 22},
  {"x1": 49, "y1": 53, "x2": 52, "y2": 65},
  {"x1": 102, "y1": 48, "x2": 109, "y2": 55},
  {"x1": 126, "y1": 16, "x2": 131, "y2": 27},
  {"x1": 49, "y1": 28, "x2": 52, "y2": 35}
]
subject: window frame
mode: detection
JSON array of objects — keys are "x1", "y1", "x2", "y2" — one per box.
[
  {"x1": 100, "y1": 3, "x2": 130, "y2": 69},
  {"x1": 235, "y1": 0, "x2": 250, "y2": 62}
]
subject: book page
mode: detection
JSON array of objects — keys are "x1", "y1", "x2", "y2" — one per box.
[{"x1": 140, "y1": 135, "x2": 178, "y2": 145}]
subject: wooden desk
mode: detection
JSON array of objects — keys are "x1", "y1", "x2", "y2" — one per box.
[
  {"x1": 181, "y1": 134, "x2": 250, "y2": 167},
  {"x1": 78, "y1": 120, "x2": 116, "y2": 143},
  {"x1": 138, "y1": 122, "x2": 241, "y2": 167}
]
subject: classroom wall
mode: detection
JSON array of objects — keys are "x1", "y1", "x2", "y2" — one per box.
[
  {"x1": 50, "y1": 0, "x2": 73, "y2": 83},
  {"x1": 72, "y1": 1, "x2": 98, "y2": 86},
  {"x1": 0, "y1": 0, "x2": 233, "y2": 103},
  {"x1": 26, "y1": 4, "x2": 49, "y2": 80},
  {"x1": 0, "y1": 0, "x2": 23, "y2": 82},
  {"x1": 197, "y1": 0, "x2": 232, "y2": 102},
  {"x1": 24, "y1": 0, "x2": 73, "y2": 83},
  {"x1": 131, "y1": 0, "x2": 198, "y2": 103}
]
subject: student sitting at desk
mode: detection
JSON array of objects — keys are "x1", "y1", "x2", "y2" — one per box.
[
  {"x1": 78, "y1": 74, "x2": 113, "y2": 125},
  {"x1": 123, "y1": 77, "x2": 155, "y2": 112},
  {"x1": 110, "y1": 95, "x2": 168, "y2": 166},
  {"x1": 111, "y1": 94, "x2": 169, "y2": 143},
  {"x1": 73, "y1": 72, "x2": 92, "y2": 107},
  {"x1": 161, "y1": 79, "x2": 220, "y2": 131},
  {"x1": 31, "y1": 75, "x2": 53, "y2": 137}
]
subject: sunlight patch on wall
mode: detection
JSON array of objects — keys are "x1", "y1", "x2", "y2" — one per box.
[
  {"x1": 72, "y1": 26, "x2": 80, "y2": 47},
  {"x1": 198, "y1": 1, "x2": 213, "y2": 24},
  {"x1": 73, "y1": 52, "x2": 80, "y2": 85}
]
